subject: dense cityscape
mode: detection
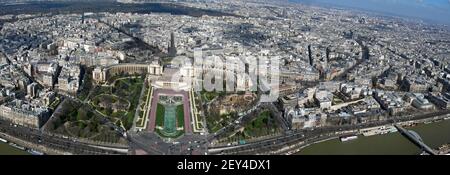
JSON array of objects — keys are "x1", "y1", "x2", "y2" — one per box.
[{"x1": 0, "y1": 0, "x2": 449, "y2": 155}]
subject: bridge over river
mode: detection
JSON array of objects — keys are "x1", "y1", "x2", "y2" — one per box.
[{"x1": 395, "y1": 125, "x2": 436, "y2": 155}]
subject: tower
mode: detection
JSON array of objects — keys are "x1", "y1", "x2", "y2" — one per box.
[
  {"x1": 27, "y1": 83, "x2": 38, "y2": 98},
  {"x1": 168, "y1": 32, "x2": 177, "y2": 57},
  {"x1": 308, "y1": 45, "x2": 313, "y2": 66}
]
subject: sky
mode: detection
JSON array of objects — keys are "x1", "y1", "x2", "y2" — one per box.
[{"x1": 291, "y1": 0, "x2": 450, "y2": 25}]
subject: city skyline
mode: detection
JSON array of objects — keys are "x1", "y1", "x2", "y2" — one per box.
[
  {"x1": 292, "y1": 0, "x2": 450, "y2": 24},
  {"x1": 0, "y1": 0, "x2": 449, "y2": 156}
]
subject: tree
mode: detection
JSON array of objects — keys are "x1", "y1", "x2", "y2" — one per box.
[
  {"x1": 53, "y1": 119, "x2": 61, "y2": 130},
  {"x1": 105, "y1": 107, "x2": 113, "y2": 116}
]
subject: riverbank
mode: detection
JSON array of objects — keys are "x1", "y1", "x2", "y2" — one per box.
[
  {"x1": 0, "y1": 132, "x2": 72, "y2": 155},
  {"x1": 295, "y1": 116, "x2": 450, "y2": 155},
  {"x1": 209, "y1": 110, "x2": 450, "y2": 155},
  {"x1": 0, "y1": 142, "x2": 29, "y2": 155},
  {"x1": 437, "y1": 144, "x2": 450, "y2": 155}
]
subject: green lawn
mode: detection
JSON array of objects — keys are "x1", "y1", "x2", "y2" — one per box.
[
  {"x1": 176, "y1": 105, "x2": 184, "y2": 128},
  {"x1": 48, "y1": 97, "x2": 126, "y2": 143},
  {"x1": 92, "y1": 94, "x2": 127, "y2": 108},
  {"x1": 206, "y1": 112, "x2": 237, "y2": 133},
  {"x1": 112, "y1": 77, "x2": 144, "y2": 130},
  {"x1": 201, "y1": 90, "x2": 225, "y2": 102},
  {"x1": 210, "y1": 125, "x2": 222, "y2": 133},
  {"x1": 51, "y1": 101, "x2": 114, "y2": 140},
  {"x1": 156, "y1": 103, "x2": 165, "y2": 127},
  {"x1": 221, "y1": 110, "x2": 278, "y2": 143},
  {"x1": 332, "y1": 96, "x2": 344, "y2": 105},
  {"x1": 49, "y1": 97, "x2": 61, "y2": 110},
  {"x1": 242, "y1": 110, "x2": 279, "y2": 138},
  {"x1": 111, "y1": 111, "x2": 127, "y2": 119}
]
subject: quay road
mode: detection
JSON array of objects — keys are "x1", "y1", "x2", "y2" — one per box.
[
  {"x1": 208, "y1": 109, "x2": 450, "y2": 155},
  {"x1": 0, "y1": 119, "x2": 127, "y2": 155}
]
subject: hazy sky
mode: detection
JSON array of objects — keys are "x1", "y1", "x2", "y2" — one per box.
[{"x1": 291, "y1": 0, "x2": 450, "y2": 24}]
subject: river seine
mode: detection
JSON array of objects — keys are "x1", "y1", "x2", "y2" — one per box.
[
  {"x1": 0, "y1": 142, "x2": 29, "y2": 155},
  {"x1": 297, "y1": 119, "x2": 450, "y2": 155}
]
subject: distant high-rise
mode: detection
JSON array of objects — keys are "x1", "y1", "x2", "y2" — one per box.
[
  {"x1": 168, "y1": 32, "x2": 177, "y2": 57},
  {"x1": 282, "y1": 9, "x2": 288, "y2": 18},
  {"x1": 308, "y1": 45, "x2": 313, "y2": 66},
  {"x1": 27, "y1": 83, "x2": 38, "y2": 98}
]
